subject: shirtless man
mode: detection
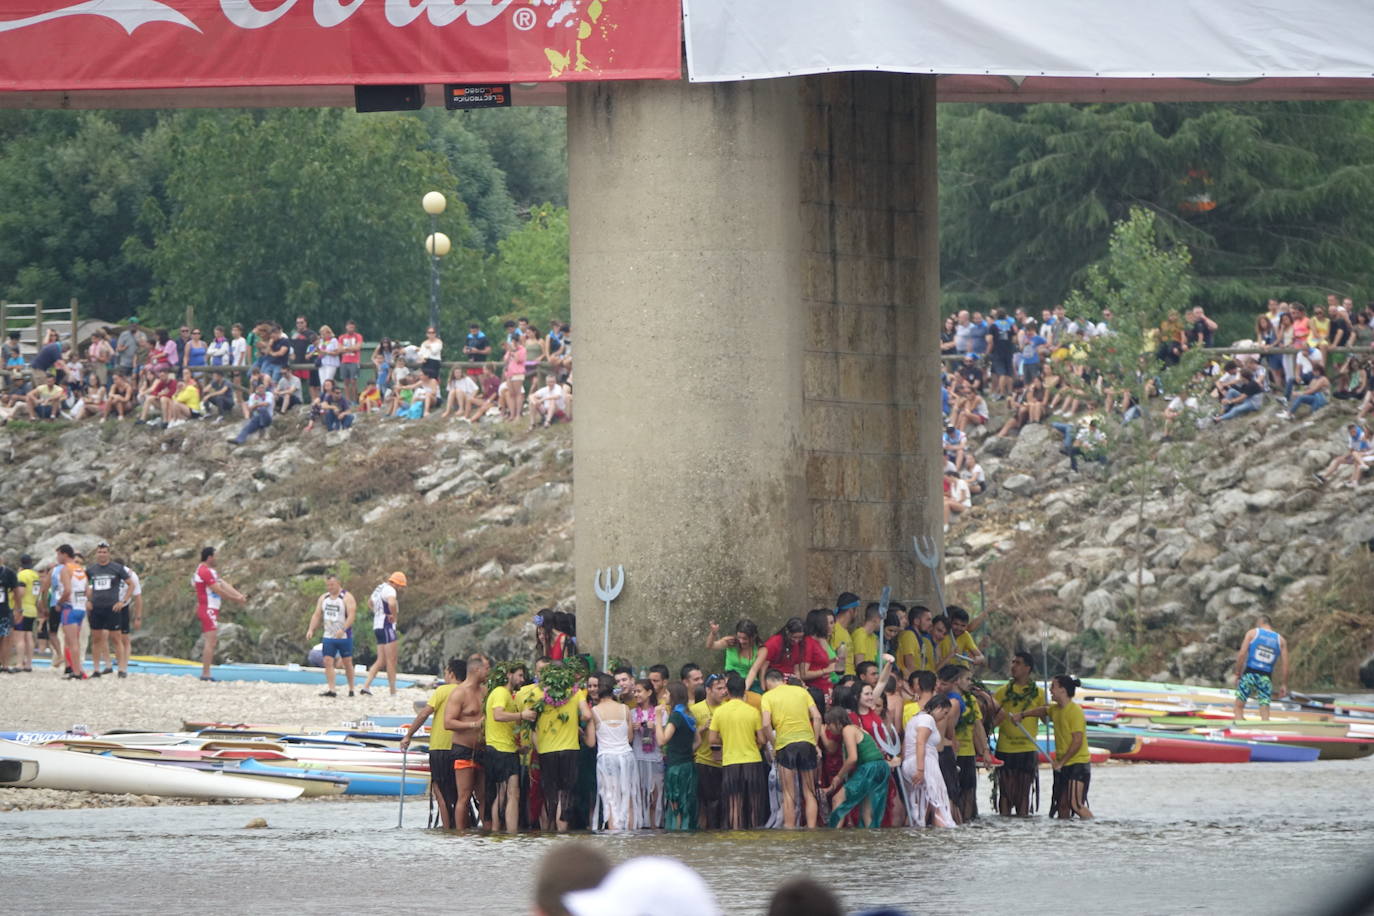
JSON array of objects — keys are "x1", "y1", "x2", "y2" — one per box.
[
  {"x1": 443, "y1": 652, "x2": 491, "y2": 829},
  {"x1": 305, "y1": 575, "x2": 356, "y2": 697}
]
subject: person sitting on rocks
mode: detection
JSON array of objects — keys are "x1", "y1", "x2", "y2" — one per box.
[
  {"x1": 200, "y1": 372, "x2": 235, "y2": 421},
  {"x1": 439, "y1": 363, "x2": 480, "y2": 420},
  {"x1": 961, "y1": 460, "x2": 987, "y2": 497},
  {"x1": 942, "y1": 467, "x2": 971, "y2": 531},
  {"x1": 274, "y1": 369, "x2": 303, "y2": 414},
  {"x1": 1213, "y1": 369, "x2": 1265, "y2": 422},
  {"x1": 232, "y1": 381, "x2": 274, "y2": 445},
  {"x1": 1315, "y1": 422, "x2": 1373, "y2": 489},
  {"x1": 529, "y1": 374, "x2": 572, "y2": 429},
  {"x1": 1281, "y1": 364, "x2": 1330, "y2": 420},
  {"x1": 136, "y1": 368, "x2": 177, "y2": 424},
  {"x1": 106, "y1": 369, "x2": 136, "y2": 420},
  {"x1": 942, "y1": 425, "x2": 970, "y2": 472},
  {"x1": 950, "y1": 383, "x2": 988, "y2": 435}
]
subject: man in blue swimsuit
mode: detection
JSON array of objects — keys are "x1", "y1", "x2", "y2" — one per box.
[{"x1": 1232, "y1": 615, "x2": 1288, "y2": 722}]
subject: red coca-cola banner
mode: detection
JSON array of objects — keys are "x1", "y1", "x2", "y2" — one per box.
[{"x1": 0, "y1": 0, "x2": 681, "y2": 91}]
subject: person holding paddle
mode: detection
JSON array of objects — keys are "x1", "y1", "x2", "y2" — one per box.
[{"x1": 991, "y1": 653, "x2": 1049, "y2": 817}]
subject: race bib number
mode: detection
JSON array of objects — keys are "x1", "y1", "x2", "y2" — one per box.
[
  {"x1": 1254, "y1": 646, "x2": 1276, "y2": 665},
  {"x1": 94, "y1": 576, "x2": 113, "y2": 591}
]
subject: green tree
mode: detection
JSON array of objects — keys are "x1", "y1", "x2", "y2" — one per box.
[
  {"x1": 493, "y1": 204, "x2": 569, "y2": 328},
  {"x1": 462, "y1": 107, "x2": 568, "y2": 210},
  {"x1": 941, "y1": 101, "x2": 1374, "y2": 339},
  {"x1": 1064, "y1": 207, "x2": 1206, "y2": 637}
]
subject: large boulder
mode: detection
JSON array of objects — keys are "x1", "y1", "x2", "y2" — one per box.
[{"x1": 1007, "y1": 424, "x2": 1061, "y2": 472}]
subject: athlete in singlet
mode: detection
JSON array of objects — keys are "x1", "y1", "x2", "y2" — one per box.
[
  {"x1": 306, "y1": 575, "x2": 356, "y2": 697},
  {"x1": 1233, "y1": 615, "x2": 1289, "y2": 721},
  {"x1": 55, "y1": 544, "x2": 89, "y2": 679},
  {"x1": 443, "y1": 653, "x2": 491, "y2": 829},
  {"x1": 193, "y1": 547, "x2": 247, "y2": 681},
  {"x1": 85, "y1": 542, "x2": 130, "y2": 678},
  {"x1": 115, "y1": 562, "x2": 143, "y2": 677},
  {"x1": 360, "y1": 571, "x2": 407, "y2": 696}
]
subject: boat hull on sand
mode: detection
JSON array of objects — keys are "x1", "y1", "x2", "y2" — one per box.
[{"x1": 0, "y1": 739, "x2": 302, "y2": 799}]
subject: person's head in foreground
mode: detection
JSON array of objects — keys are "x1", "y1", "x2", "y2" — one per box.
[{"x1": 560, "y1": 856, "x2": 721, "y2": 916}]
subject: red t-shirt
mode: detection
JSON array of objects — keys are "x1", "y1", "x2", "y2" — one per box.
[
  {"x1": 193, "y1": 563, "x2": 220, "y2": 612},
  {"x1": 801, "y1": 637, "x2": 833, "y2": 692},
  {"x1": 763, "y1": 633, "x2": 799, "y2": 676},
  {"x1": 339, "y1": 332, "x2": 363, "y2": 364}
]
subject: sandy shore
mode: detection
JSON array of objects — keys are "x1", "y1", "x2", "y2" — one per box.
[{"x1": 0, "y1": 667, "x2": 432, "y2": 811}]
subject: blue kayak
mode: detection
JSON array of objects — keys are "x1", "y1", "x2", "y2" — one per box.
[
  {"x1": 1109, "y1": 726, "x2": 1320, "y2": 763},
  {"x1": 30, "y1": 658, "x2": 421, "y2": 688},
  {"x1": 237, "y1": 758, "x2": 428, "y2": 796}
]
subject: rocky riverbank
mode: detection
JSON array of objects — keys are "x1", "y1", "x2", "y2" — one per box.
[{"x1": 1, "y1": 392, "x2": 1370, "y2": 688}]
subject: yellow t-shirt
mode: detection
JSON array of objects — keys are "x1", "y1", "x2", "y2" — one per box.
[
  {"x1": 484, "y1": 685, "x2": 518, "y2": 753},
  {"x1": 955, "y1": 631, "x2": 979, "y2": 662},
  {"x1": 1050, "y1": 701, "x2": 1091, "y2": 766},
  {"x1": 762, "y1": 683, "x2": 817, "y2": 749},
  {"x1": 710, "y1": 699, "x2": 763, "y2": 765},
  {"x1": 850, "y1": 626, "x2": 877, "y2": 668},
  {"x1": 901, "y1": 701, "x2": 922, "y2": 730},
  {"x1": 992, "y1": 682, "x2": 1047, "y2": 754},
  {"x1": 689, "y1": 699, "x2": 720, "y2": 767},
  {"x1": 17, "y1": 568, "x2": 40, "y2": 616},
  {"x1": 896, "y1": 630, "x2": 920, "y2": 675},
  {"x1": 954, "y1": 691, "x2": 983, "y2": 758},
  {"x1": 426, "y1": 683, "x2": 458, "y2": 752},
  {"x1": 830, "y1": 623, "x2": 855, "y2": 676},
  {"x1": 531, "y1": 686, "x2": 585, "y2": 754},
  {"x1": 174, "y1": 384, "x2": 201, "y2": 412}
]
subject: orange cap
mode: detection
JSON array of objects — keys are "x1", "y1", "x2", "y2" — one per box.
[{"x1": 387, "y1": 571, "x2": 408, "y2": 587}]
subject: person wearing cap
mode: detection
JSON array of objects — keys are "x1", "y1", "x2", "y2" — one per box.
[
  {"x1": 829, "y1": 593, "x2": 859, "y2": 678},
  {"x1": 360, "y1": 571, "x2": 406, "y2": 696},
  {"x1": 562, "y1": 856, "x2": 721, "y2": 916}
]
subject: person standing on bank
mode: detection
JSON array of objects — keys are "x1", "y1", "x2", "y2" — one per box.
[
  {"x1": 305, "y1": 574, "x2": 356, "y2": 697},
  {"x1": 360, "y1": 571, "x2": 407, "y2": 696},
  {"x1": 400, "y1": 656, "x2": 464, "y2": 828},
  {"x1": 444, "y1": 653, "x2": 491, "y2": 830},
  {"x1": 1232, "y1": 615, "x2": 1289, "y2": 722},
  {"x1": 84, "y1": 542, "x2": 130, "y2": 678},
  {"x1": 991, "y1": 652, "x2": 1049, "y2": 817},
  {"x1": 1049, "y1": 675, "x2": 1093, "y2": 821}
]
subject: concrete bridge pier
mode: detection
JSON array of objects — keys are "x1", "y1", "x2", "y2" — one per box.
[{"x1": 569, "y1": 74, "x2": 942, "y2": 670}]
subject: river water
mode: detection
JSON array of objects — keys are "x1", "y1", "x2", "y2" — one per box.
[{"x1": 6, "y1": 757, "x2": 1372, "y2": 915}]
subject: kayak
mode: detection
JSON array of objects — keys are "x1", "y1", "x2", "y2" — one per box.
[
  {"x1": 240, "y1": 758, "x2": 429, "y2": 796},
  {"x1": 0, "y1": 739, "x2": 303, "y2": 799},
  {"x1": 0, "y1": 758, "x2": 39, "y2": 783},
  {"x1": 1111, "y1": 735, "x2": 1252, "y2": 764},
  {"x1": 115, "y1": 756, "x2": 349, "y2": 797},
  {"x1": 31, "y1": 657, "x2": 423, "y2": 688},
  {"x1": 1110, "y1": 727, "x2": 1320, "y2": 763},
  {"x1": 1082, "y1": 728, "x2": 1141, "y2": 756},
  {"x1": 1221, "y1": 731, "x2": 1374, "y2": 761}
]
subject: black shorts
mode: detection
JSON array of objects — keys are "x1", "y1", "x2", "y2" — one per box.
[
  {"x1": 539, "y1": 749, "x2": 579, "y2": 794},
  {"x1": 776, "y1": 741, "x2": 819, "y2": 772},
  {"x1": 113, "y1": 608, "x2": 131, "y2": 634},
  {"x1": 1051, "y1": 762, "x2": 1091, "y2": 814},
  {"x1": 721, "y1": 761, "x2": 769, "y2": 826},
  {"x1": 429, "y1": 749, "x2": 459, "y2": 815},
  {"x1": 89, "y1": 606, "x2": 118, "y2": 631},
  {"x1": 483, "y1": 748, "x2": 521, "y2": 786},
  {"x1": 695, "y1": 762, "x2": 723, "y2": 823},
  {"x1": 16, "y1": 616, "x2": 35, "y2": 632},
  {"x1": 996, "y1": 748, "x2": 1039, "y2": 774},
  {"x1": 48, "y1": 608, "x2": 61, "y2": 633},
  {"x1": 938, "y1": 746, "x2": 960, "y2": 802},
  {"x1": 990, "y1": 351, "x2": 1013, "y2": 377},
  {"x1": 956, "y1": 754, "x2": 978, "y2": 793}
]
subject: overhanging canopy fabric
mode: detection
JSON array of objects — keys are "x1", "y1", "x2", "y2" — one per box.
[
  {"x1": 683, "y1": 0, "x2": 1374, "y2": 89},
  {"x1": 0, "y1": 0, "x2": 681, "y2": 91}
]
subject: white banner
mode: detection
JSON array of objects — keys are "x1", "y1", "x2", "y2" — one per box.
[{"x1": 683, "y1": 0, "x2": 1374, "y2": 83}]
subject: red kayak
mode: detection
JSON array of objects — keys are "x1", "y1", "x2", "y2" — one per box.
[
  {"x1": 1112, "y1": 735, "x2": 1252, "y2": 763},
  {"x1": 1222, "y1": 731, "x2": 1374, "y2": 761}
]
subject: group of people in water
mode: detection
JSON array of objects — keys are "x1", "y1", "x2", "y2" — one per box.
[{"x1": 400, "y1": 595, "x2": 1094, "y2": 831}]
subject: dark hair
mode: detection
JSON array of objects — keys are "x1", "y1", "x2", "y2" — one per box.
[
  {"x1": 725, "y1": 672, "x2": 746, "y2": 698},
  {"x1": 883, "y1": 675, "x2": 898, "y2": 695},
  {"x1": 200, "y1": 546, "x2": 215, "y2": 562},
  {"x1": 764, "y1": 668, "x2": 786, "y2": 684},
  {"x1": 1012, "y1": 651, "x2": 1035, "y2": 668},
  {"x1": 636, "y1": 678, "x2": 655, "y2": 698},
  {"x1": 937, "y1": 664, "x2": 966, "y2": 683},
  {"x1": 693, "y1": 684, "x2": 706, "y2": 703},
  {"x1": 947, "y1": 606, "x2": 970, "y2": 624},
  {"x1": 930, "y1": 614, "x2": 950, "y2": 632},
  {"x1": 923, "y1": 694, "x2": 952, "y2": 714},
  {"x1": 649, "y1": 664, "x2": 670, "y2": 679},
  {"x1": 836, "y1": 674, "x2": 857, "y2": 690},
  {"x1": 864, "y1": 602, "x2": 882, "y2": 621},
  {"x1": 888, "y1": 601, "x2": 906, "y2": 615},
  {"x1": 665, "y1": 681, "x2": 689, "y2": 708},
  {"x1": 535, "y1": 655, "x2": 553, "y2": 667},
  {"x1": 908, "y1": 670, "x2": 936, "y2": 693},
  {"x1": 855, "y1": 661, "x2": 877, "y2": 679},
  {"x1": 57, "y1": 543, "x2": 75, "y2": 558},
  {"x1": 1053, "y1": 674, "x2": 1081, "y2": 697},
  {"x1": 612, "y1": 665, "x2": 634, "y2": 678},
  {"x1": 910, "y1": 605, "x2": 932, "y2": 622},
  {"x1": 510, "y1": 663, "x2": 529, "y2": 681},
  {"x1": 803, "y1": 609, "x2": 831, "y2": 640},
  {"x1": 590, "y1": 671, "x2": 613, "y2": 696},
  {"x1": 446, "y1": 657, "x2": 466, "y2": 680},
  {"x1": 679, "y1": 663, "x2": 702, "y2": 682},
  {"x1": 733, "y1": 619, "x2": 759, "y2": 646},
  {"x1": 834, "y1": 591, "x2": 861, "y2": 613},
  {"x1": 772, "y1": 617, "x2": 805, "y2": 664},
  {"x1": 883, "y1": 612, "x2": 903, "y2": 630},
  {"x1": 823, "y1": 706, "x2": 854, "y2": 730},
  {"x1": 833, "y1": 684, "x2": 858, "y2": 713}
]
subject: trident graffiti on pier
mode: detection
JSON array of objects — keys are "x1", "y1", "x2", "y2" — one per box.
[
  {"x1": 593, "y1": 565, "x2": 625, "y2": 671},
  {"x1": 913, "y1": 534, "x2": 947, "y2": 616}
]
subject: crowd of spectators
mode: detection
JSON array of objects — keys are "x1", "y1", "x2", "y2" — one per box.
[
  {"x1": 940, "y1": 296, "x2": 1374, "y2": 524},
  {"x1": 0, "y1": 315, "x2": 574, "y2": 442}
]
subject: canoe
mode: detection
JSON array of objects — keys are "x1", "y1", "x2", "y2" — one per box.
[
  {"x1": 240, "y1": 758, "x2": 429, "y2": 796},
  {"x1": 1221, "y1": 731, "x2": 1374, "y2": 761},
  {"x1": 0, "y1": 739, "x2": 303, "y2": 799},
  {"x1": 32, "y1": 657, "x2": 423, "y2": 688},
  {"x1": 1156, "y1": 717, "x2": 1348, "y2": 734},
  {"x1": 1111, "y1": 727, "x2": 1320, "y2": 763},
  {"x1": 1082, "y1": 728, "x2": 1141, "y2": 756},
  {"x1": 1029, "y1": 739, "x2": 1110, "y2": 765},
  {"x1": 1111, "y1": 735, "x2": 1251, "y2": 764},
  {"x1": 0, "y1": 758, "x2": 39, "y2": 783},
  {"x1": 110, "y1": 756, "x2": 349, "y2": 798}
]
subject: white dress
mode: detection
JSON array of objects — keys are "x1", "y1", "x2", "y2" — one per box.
[
  {"x1": 592, "y1": 706, "x2": 640, "y2": 830},
  {"x1": 901, "y1": 712, "x2": 955, "y2": 828}
]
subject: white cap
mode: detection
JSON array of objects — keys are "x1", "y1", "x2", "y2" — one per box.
[{"x1": 563, "y1": 857, "x2": 720, "y2": 916}]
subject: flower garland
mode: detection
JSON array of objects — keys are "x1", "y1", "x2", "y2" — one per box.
[
  {"x1": 1002, "y1": 682, "x2": 1041, "y2": 710},
  {"x1": 537, "y1": 662, "x2": 579, "y2": 724}
]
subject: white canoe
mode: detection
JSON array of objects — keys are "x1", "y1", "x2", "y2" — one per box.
[{"x1": 0, "y1": 739, "x2": 303, "y2": 800}]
